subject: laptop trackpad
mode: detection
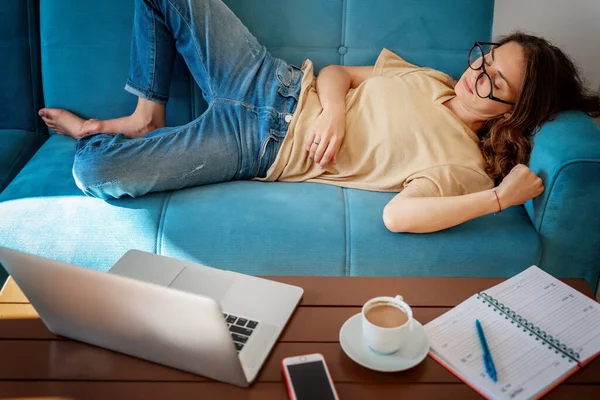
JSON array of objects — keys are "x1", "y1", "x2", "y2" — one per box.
[{"x1": 168, "y1": 267, "x2": 234, "y2": 302}]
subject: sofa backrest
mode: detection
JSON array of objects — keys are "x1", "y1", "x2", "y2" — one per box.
[
  {"x1": 0, "y1": 0, "x2": 44, "y2": 133},
  {"x1": 39, "y1": 0, "x2": 493, "y2": 124},
  {"x1": 228, "y1": 0, "x2": 494, "y2": 76}
]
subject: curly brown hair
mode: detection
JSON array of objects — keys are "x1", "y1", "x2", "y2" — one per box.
[{"x1": 478, "y1": 32, "x2": 600, "y2": 183}]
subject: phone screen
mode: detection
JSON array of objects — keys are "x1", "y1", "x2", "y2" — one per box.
[{"x1": 287, "y1": 360, "x2": 336, "y2": 400}]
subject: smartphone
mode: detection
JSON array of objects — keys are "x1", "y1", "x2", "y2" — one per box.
[{"x1": 281, "y1": 353, "x2": 339, "y2": 400}]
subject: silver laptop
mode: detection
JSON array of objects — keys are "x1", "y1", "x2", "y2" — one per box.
[{"x1": 0, "y1": 247, "x2": 303, "y2": 386}]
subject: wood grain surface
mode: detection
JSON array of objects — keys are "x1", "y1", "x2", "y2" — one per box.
[{"x1": 0, "y1": 276, "x2": 597, "y2": 399}]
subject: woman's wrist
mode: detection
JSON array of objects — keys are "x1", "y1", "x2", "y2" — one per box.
[
  {"x1": 491, "y1": 188, "x2": 503, "y2": 214},
  {"x1": 321, "y1": 102, "x2": 345, "y2": 114}
]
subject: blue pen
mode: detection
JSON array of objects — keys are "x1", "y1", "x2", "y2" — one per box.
[{"x1": 475, "y1": 319, "x2": 498, "y2": 383}]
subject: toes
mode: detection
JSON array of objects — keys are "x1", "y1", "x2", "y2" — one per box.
[
  {"x1": 39, "y1": 109, "x2": 51, "y2": 120},
  {"x1": 41, "y1": 117, "x2": 55, "y2": 126},
  {"x1": 39, "y1": 108, "x2": 87, "y2": 139},
  {"x1": 39, "y1": 108, "x2": 59, "y2": 121},
  {"x1": 41, "y1": 116, "x2": 58, "y2": 131}
]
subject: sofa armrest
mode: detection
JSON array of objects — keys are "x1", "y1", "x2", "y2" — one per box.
[{"x1": 525, "y1": 111, "x2": 600, "y2": 290}]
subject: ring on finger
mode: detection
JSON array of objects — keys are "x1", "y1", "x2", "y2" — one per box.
[{"x1": 312, "y1": 141, "x2": 319, "y2": 145}]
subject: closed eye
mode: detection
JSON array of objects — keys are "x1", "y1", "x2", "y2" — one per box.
[
  {"x1": 491, "y1": 47, "x2": 513, "y2": 91},
  {"x1": 493, "y1": 78, "x2": 501, "y2": 90}
]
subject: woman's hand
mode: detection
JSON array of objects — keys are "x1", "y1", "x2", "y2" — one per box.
[
  {"x1": 306, "y1": 106, "x2": 346, "y2": 168},
  {"x1": 495, "y1": 164, "x2": 544, "y2": 209}
]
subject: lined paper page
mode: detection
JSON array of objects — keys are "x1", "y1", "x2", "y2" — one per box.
[
  {"x1": 484, "y1": 266, "x2": 600, "y2": 363},
  {"x1": 425, "y1": 295, "x2": 576, "y2": 400}
]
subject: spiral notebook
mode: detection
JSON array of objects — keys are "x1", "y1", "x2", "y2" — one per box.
[{"x1": 424, "y1": 266, "x2": 600, "y2": 400}]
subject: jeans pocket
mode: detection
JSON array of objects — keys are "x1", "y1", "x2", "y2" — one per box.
[{"x1": 275, "y1": 59, "x2": 303, "y2": 100}]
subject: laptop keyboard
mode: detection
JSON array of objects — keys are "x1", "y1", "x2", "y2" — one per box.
[{"x1": 223, "y1": 313, "x2": 259, "y2": 353}]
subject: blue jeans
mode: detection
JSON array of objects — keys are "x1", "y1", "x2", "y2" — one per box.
[{"x1": 72, "y1": 0, "x2": 302, "y2": 199}]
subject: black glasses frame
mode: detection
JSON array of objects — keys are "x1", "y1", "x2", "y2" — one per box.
[{"x1": 468, "y1": 42, "x2": 516, "y2": 106}]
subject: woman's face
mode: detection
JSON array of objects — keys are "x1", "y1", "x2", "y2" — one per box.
[{"x1": 455, "y1": 41, "x2": 527, "y2": 119}]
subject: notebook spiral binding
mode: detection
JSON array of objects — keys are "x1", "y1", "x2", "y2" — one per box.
[{"x1": 477, "y1": 292, "x2": 580, "y2": 362}]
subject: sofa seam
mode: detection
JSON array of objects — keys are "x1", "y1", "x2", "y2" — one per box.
[
  {"x1": 26, "y1": 0, "x2": 40, "y2": 134},
  {"x1": 343, "y1": 188, "x2": 351, "y2": 276},
  {"x1": 156, "y1": 192, "x2": 173, "y2": 255},
  {"x1": 340, "y1": 0, "x2": 347, "y2": 65},
  {"x1": 537, "y1": 159, "x2": 600, "y2": 233}
]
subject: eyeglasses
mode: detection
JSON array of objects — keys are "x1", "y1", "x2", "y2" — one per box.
[{"x1": 468, "y1": 42, "x2": 516, "y2": 106}]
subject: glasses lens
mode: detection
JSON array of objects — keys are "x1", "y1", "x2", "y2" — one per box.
[
  {"x1": 475, "y1": 73, "x2": 492, "y2": 98},
  {"x1": 468, "y1": 45, "x2": 483, "y2": 69},
  {"x1": 469, "y1": 44, "x2": 495, "y2": 70}
]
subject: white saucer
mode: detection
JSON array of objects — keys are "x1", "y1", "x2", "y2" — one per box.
[{"x1": 339, "y1": 313, "x2": 430, "y2": 372}]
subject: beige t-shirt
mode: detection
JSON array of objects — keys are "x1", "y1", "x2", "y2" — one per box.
[{"x1": 257, "y1": 49, "x2": 494, "y2": 197}]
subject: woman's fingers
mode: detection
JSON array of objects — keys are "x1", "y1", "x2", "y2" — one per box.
[
  {"x1": 313, "y1": 140, "x2": 328, "y2": 164},
  {"x1": 310, "y1": 134, "x2": 341, "y2": 167},
  {"x1": 307, "y1": 129, "x2": 322, "y2": 160},
  {"x1": 318, "y1": 139, "x2": 339, "y2": 167},
  {"x1": 309, "y1": 139, "x2": 320, "y2": 160},
  {"x1": 306, "y1": 131, "x2": 316, "y2": 153},
  {"x1": 307, "y1": 128, "x2": 341, "y2": 167}
]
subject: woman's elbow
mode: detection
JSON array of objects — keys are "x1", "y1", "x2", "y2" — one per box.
[{"x1": 383, "y1": 205, "x2": 409, "y2": 233}]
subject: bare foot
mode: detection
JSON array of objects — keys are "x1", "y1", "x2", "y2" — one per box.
[
  {"x1": 39, "y1": 108, "x2": 101, "y2": 139},
  {"x1": 39, "y1": 99, "x2": 166, "y2": 139}
]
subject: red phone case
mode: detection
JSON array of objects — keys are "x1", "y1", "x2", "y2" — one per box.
[{"x1": 281, "y1": 353, "x2": 339, "y2": 400}]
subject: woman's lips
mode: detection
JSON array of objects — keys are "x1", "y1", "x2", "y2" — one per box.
[{"x1": 463, "y1": 78, "x2": 473, "y2": 94}]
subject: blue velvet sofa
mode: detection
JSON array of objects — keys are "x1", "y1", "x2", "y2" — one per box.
[{"x1": 1, "y1": 0, "x2": 600, "y2": 292}]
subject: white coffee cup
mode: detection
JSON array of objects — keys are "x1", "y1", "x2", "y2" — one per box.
[{"x1": 361, "y1": 295, "x2": 414, "y2": 355}]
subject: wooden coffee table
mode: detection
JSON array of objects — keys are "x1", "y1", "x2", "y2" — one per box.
[{"x1": 1, "y1": 275, "x2": 598, "y2": 399}]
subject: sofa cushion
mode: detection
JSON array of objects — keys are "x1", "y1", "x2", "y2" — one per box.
[
  {"x1": 0, "y1": 136, "x2": 347, "y2": 275},
  {"x1": 341, "y1": 0, "x2": 493, "y2": 79},
  {"x1": 225, "y1": 0, "x2": 492, "y2": 78},
  {"x1": 345, "y1": 190, "x2": 542, "y2": 277},
  {"x1": 225, "y1": 0, "x2": 344, "y2": 71},
  {"x1": 159, "y1": 181, "x2": 347, "y2": 275},
  {"x1": 0, "y1": 135, "x2": 167, "y2": 268},
  {"x1": 0, "y1": 134, "x2": 542, "y2": 278},
  {"x1": 39, "y1": 0, "x2": 194, "y2": 128},
  {"x1": 190, "y1": 0, "x2": 494, "y2": 112},
  {"x1": 0, "y1": 130, "x2": 45, "y2": 193}
]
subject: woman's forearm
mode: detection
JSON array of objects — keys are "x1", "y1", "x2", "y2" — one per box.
[
  {"x1": 315, "y1": 65, "x2": 351, "y2": 112},
  {"x1": 383, "y1": 189, "x2": 501, "y2": 233}
]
